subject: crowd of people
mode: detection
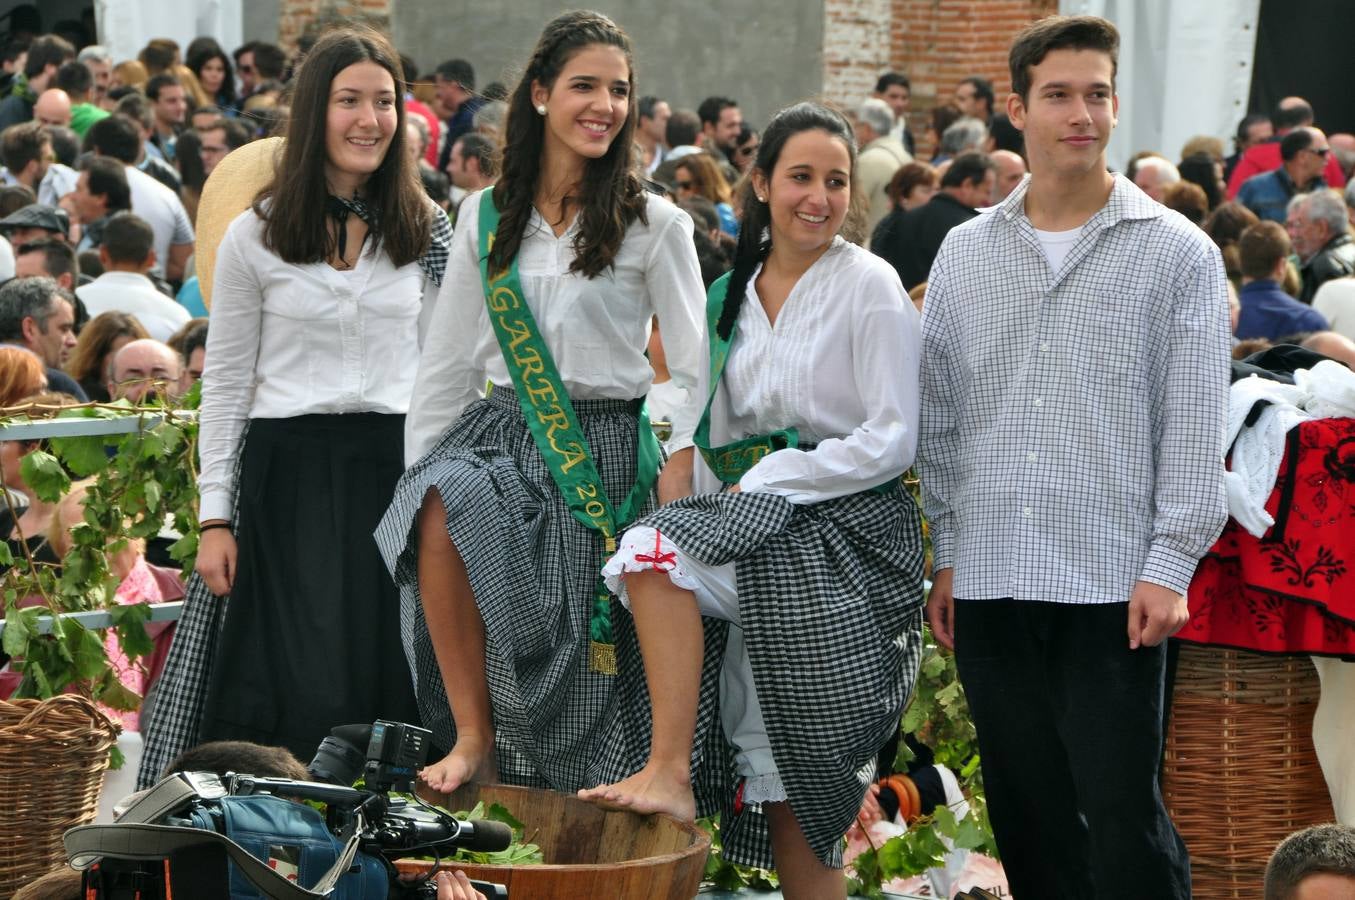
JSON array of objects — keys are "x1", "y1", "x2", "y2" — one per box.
[{"x1": 0, "y1": 6, "x2": 1353, "y2": 900}]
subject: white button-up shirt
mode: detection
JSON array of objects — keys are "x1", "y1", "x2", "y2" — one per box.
[
  {"x1": 693, "y1": 237, "x2": 922, "y2": 503},
  {"x1": 918, "y1": 174, "x2": 1231, "y2": 603},
  {"x1": 198, "y1": 208, "x2": 434, "y2": 521}
]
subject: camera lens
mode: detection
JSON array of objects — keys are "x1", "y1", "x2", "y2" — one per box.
[{"x1": 307, "y1": 734, "x2": 366, "y2": 785}]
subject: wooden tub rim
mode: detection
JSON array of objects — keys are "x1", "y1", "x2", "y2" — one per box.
[{"x1": 398, "y1": 783, "x2": 713, "y2": 872}]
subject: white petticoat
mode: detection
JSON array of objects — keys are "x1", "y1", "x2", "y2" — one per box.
[{"x1": 603, "y1": 525, "x2": 787, "y2": 806}]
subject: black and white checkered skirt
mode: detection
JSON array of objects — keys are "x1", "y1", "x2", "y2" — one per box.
[
  {"x1": 136, "y1": 425, "x2": 248, "y2": 790},
  {"x1": 374, "y1": 388, "x2": 654, "y2": 792},
  {"x1": 595, "y1": 487, "x2": 926, "y2": 870}
]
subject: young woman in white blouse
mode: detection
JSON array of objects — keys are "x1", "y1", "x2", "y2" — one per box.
[
  {"x1": 374, "y1": 10, "x2": 705, "y2": 796},
  {"x1": 194, "y1": 26, "x2": 444, "y2": 758},
  {"x1": 581, "y1": 103, "x2": 926, "y2": 899}
]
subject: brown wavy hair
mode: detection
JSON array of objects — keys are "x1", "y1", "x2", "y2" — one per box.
[
  {"x1": 488, "y1": 10, "x2": 646, "y2": 279},
  {"x1": 675, "y1": 153, "x2": 732, "y2": 205},
  {"x1": 254, "y1": 25, "x2": 430, "y2": 268},
  {"x1": 66, "y1": 311, "x2": 150, "y2": 387}
]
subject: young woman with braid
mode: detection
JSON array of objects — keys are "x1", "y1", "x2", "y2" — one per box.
[
  {"x1": 375, "y1": 10, "x2": 705, "y2": 794},
  {"x1": 580, "y1": 102, "x2": 925, "y2": 899}
]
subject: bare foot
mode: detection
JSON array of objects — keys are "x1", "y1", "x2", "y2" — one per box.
[
  {"x1": 420, "y1": 732, "x2": 495, "y2": 794},
  {"x1": 578, "y1": 763, "x2": 696, "y2": 821}
]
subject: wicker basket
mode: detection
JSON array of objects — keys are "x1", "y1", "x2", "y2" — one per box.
[
  {"x1": 1162, "y1": 643, "x2": 1335, "y2": 899},
  {"x1": 0, "y1": 695, "x2": 120, "y2": 896}
]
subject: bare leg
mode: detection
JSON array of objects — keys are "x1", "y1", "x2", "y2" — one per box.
[
  {"x1": 578, "y1": 569, "x2": 701, "y2": 820},
  {"x1": 416, "y1": 488, "x2": 496, "y2": 794},
  {"x1": 765, "y1": 800, "x2": 846, "y2": 900}
]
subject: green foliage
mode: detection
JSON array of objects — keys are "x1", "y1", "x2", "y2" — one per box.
[
  {"x1": 446, "y1": 801, "x2": 544, "y2": 865},
  {"x1": 697, "y1": 816, "x2": 778, "y2": 891},
  {"x1": 0, "y1": 397, "x2": 200, "y2": 717},
  {"x1": 403, "y1": 799, "x2": 544, "y2": 866}
]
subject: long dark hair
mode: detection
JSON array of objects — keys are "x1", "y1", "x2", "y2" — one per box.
[
  {"x1": 716, "y1": 102, "x2": 859, "y2": 340},
  {"x1": 488, "y1": 10, "x2": 646, "y2": 279},
  {"x1": 254, "y1": 25, "x2": 430, "y2": 268},
  {"x1": 186, "y1": 40, "x2": 238, "y2": 109}
]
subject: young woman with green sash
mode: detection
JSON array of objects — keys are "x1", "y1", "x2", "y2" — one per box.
[
  {"x1": 580, "y1": 103, "x2": 925, "y2": 899},
  {"x1": 374, "y1": 10, "x2": 705, "y2": 795}
]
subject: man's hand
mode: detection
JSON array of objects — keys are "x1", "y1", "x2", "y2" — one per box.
[
  {"x1": 435, "y1": 870, "x2": 486, "y2": 900},
  {"x1": 196, "y1": 525, "x2": 238, "y2": 596},
  {"x1": 1127, "y1": 580, "x2": 1189, "y2": 649},
  {"x1": 657, "y1": 447, "x2": 695, "y2": 504},
  {"x1": 926, "y1": 567, "x2": 956, "y2": 650}
]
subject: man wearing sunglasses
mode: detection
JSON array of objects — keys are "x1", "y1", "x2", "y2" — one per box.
[{"x1": 1236, "y1": 127, "x2": 1330, "y2": 224}]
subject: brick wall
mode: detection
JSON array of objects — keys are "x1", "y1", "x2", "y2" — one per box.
[
  {"x1": 278, "y1": 0, "x2": 392, "y2": 52},
  {"x1": 822, "y1": 0, "x2": 894, "y2": 114},
  {"x1": 822, "y1": 0, "x2": 1056, "y2": 156},
  {"x1": 892, "y1": 0, "x2": 1056, "y2": 156}
]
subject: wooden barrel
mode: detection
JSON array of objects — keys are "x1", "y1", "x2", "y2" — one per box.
[
  {"x1": 1162, "y1": 643, "x2": 1335, "y2": 899},
  {"x1": 395, "y1": 783, "x2": 710, "y2": 899}
]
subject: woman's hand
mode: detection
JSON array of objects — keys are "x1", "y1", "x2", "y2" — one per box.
[
  {"x1": 436, "y1": 870, "x2": 486, "y2": 900},
  {"x1": 657, "y1": 447, "x2": 695, "y2": 504},
  {"x1": 196, "y1": 524, "x2": 238, "y2": 596}
]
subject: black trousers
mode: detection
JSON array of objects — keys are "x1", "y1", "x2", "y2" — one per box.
[{"x1": 953, "y1": 598, "x2": 1190, "y2": 900}]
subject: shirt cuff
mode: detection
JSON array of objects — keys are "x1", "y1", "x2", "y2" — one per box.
[
  {"x1": 198, "y1": 489, "x2": 235, "y2": 524},
  {"x1": 930, "y1": 527, "x2": 955, "y2": 572},
  {"x1": 1139, "y1": 543, "x2": 1203, "y2": 595}
]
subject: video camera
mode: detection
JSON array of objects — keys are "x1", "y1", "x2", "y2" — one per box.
[{"x1": 66, "y1": 721, "x2": 511, "y2": 899}]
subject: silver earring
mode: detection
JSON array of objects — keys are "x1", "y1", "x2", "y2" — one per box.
[
  {"x1": 756, "y1": 195, "x2": 766, "y2": 202},
  {"x1": 536, "y1": 103, "x2": 547, "y2": 115}
]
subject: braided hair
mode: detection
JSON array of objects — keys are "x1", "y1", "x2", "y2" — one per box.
[
  {"x1": 715, "y1": 101, "x2": 860, "y2": 340},
  {"x1": 488, "y1": 10, "x2": 647, "y2": 279}
]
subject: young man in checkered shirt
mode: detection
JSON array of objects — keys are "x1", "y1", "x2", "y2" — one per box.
[{"x1": 917, "y1": 15, "x2": 1230, "y2": 898}]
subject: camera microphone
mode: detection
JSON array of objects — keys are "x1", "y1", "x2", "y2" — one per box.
[{"x1": 453, "y1": 818, "x2": 513, "y2": 853}]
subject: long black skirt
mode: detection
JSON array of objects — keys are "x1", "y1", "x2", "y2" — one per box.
[{"x1": 199, "y1": 413, "x2": 421, "y2": 762}]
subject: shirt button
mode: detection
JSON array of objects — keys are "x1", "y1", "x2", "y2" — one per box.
[
  {"x1": 1022, "y1": 506, "x2": 1034, "y2": 518},
  {"x1": 1039, "y1": 341, "x2": 1050, "y2": 352},
  {"x1": 1026, "y1": 451, "x2": 1037, "y2": 462},
  {"x1": 1033, "y1": 398, "x2": 1044, "y2": 408}
]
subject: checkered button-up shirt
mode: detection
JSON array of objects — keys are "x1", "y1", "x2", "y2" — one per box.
[{"x1": 918, "y1": 174, "x2": 1230, "y2": 603}]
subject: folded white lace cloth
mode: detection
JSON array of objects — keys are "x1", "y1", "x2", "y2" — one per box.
[{"x1": 1226, "y1": 360, "x2": 1355, "y2": 537}]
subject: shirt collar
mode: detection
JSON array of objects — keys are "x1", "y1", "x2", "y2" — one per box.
[{"x1": 997, "y1": 172, "x2": 1163, "y2": 231}]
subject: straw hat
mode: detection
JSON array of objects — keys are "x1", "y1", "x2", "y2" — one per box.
[{"x1": 194, "y1": 136, "x2": 284, "y2": 309}]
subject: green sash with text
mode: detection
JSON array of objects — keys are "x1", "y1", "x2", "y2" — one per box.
[{"x1": 477, "y1": 190, "x2": 660, "y2": 675}]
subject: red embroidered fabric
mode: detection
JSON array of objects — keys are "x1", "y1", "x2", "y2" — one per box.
[{"x1": 1183, "y1": 417, "x2": 1355, "y2": 657}]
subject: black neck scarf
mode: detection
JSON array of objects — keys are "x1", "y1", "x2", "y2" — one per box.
[{"x1": 326, "y1": 194, "x2": 375, "y2": 265}]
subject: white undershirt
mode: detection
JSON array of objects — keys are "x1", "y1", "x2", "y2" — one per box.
[
  {"x1": 1034, "y1": 225, "x2": 1083, "y2": 275},
  {"x1": 693, "y1": 237, "x2": 922, "y2": 503}
]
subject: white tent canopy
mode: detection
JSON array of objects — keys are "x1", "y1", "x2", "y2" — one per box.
[
  {"x1": 95, "y1": 0, "x2": 243, "y2": 70},
  {"x1": 1061, "y1": 0, "x2": 1262, "y2": 170}
]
